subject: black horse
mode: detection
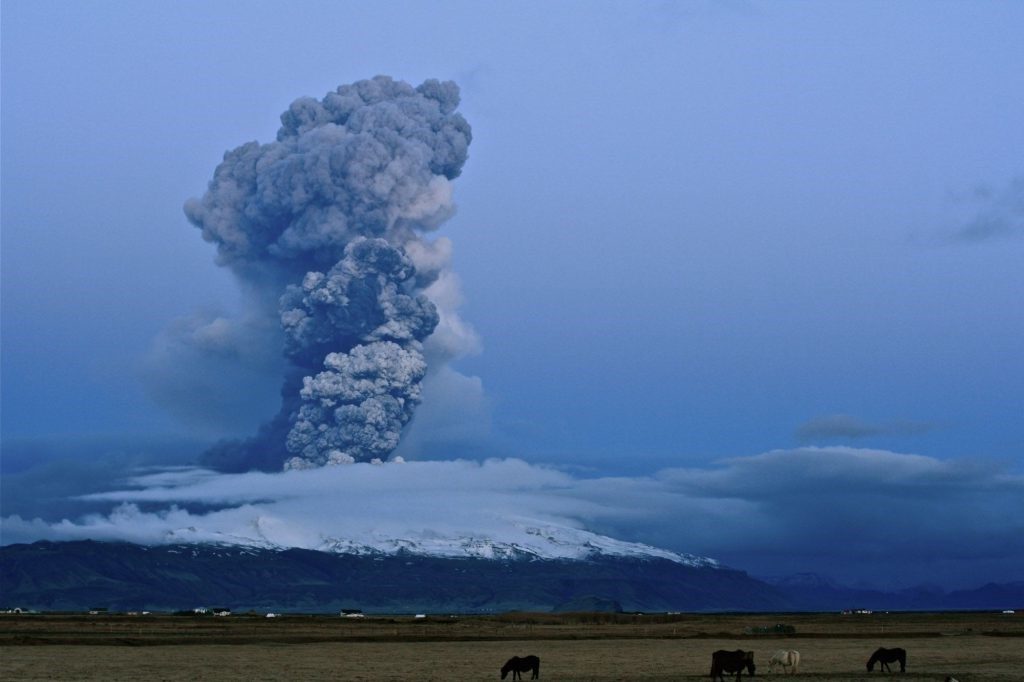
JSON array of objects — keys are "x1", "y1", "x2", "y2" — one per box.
[
  {"x1": 710, "y1": 649, "x2": 756, "y2": 681},
  {"x1": 501, "y1": 655, "x2": 540, "y2": 680},
  {"x1": 866, "y1": 647, "x2": 906, "y2": 673}
]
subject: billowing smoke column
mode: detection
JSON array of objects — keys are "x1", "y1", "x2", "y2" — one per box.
[{"x1": 184, "y1": 76, "x2": 471, "y2": 471}]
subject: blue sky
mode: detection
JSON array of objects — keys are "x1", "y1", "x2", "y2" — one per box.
[{"x1": 2, "y1": 1, "x2": 1022, "y2": 589}]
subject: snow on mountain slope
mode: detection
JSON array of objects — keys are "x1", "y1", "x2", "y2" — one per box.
[{"x1": 163, "y1": 516, "x2": 718, "y2": 568}]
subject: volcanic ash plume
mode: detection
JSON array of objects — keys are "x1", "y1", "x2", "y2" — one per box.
[{"x1": 183, "y1": 76, "x2": 472, "y2": 471}]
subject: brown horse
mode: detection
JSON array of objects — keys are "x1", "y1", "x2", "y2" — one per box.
[
  {"x1": 866, "y1": 647, "x2": 906, "y2": 673},
  {"x1": 501, "y1": 655, "x2": 540, "y2": 680}
]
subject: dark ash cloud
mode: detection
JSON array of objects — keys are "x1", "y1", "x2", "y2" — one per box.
[{"x1": 154, "y1": 76, "x2": 475, "y2": 471}]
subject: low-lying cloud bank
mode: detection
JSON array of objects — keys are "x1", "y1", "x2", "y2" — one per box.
[{"x1": 3, "y1": 447, "x2": 1022, "y2": 589}]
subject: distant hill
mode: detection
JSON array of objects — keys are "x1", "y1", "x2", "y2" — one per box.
[
  {"x1": 763, "y1": 573, "x2": 1024, "y2": 612},
  {"x1": 0, "y1": 540, "x2": 789, "y2": 613}
]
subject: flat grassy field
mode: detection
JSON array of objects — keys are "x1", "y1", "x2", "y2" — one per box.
[{"x1": 2, "y1": 611, "x2": 1021, "y2": 680}]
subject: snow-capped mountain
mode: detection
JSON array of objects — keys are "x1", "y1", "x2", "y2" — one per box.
[
  {"x1": 163, "y1": 516, "x2": 718, "y2": 568},
  {"x1": 314, "y1": 521, "x2": 719, "y2": 567},
  {"x1": 1, "y1": 539, "x2": 786, "y2": 613}
]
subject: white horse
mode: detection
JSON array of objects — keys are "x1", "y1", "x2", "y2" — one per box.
[{"x1": 768, "y1": 649, "x2": 800, "y2": 674}]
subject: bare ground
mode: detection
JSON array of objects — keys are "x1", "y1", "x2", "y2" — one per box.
[{"x1": 2, "y1": 611, "x2": 1021, "y2": 680}]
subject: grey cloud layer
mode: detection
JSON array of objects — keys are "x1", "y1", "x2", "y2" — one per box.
[
  {"x1": 5, "y1": 447, "x2": 1021, "y2": 588},
  {"x1": 796, "y1": 414, "x2": 935, "y2": 442},
  {"x1": 949, "y1": 175, "x2": 1024, "y2": 243}
]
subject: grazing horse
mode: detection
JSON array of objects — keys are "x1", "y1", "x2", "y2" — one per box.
[
  {"x1": 501, "y1": 655, "x2": 540, "y2": 680},
  {"x1": 710, "y1": 650, "x2": 756, "y2": 681},
  {"x1": 769, "y1": 649, "x2": 800, "y2": 674},
  {"x1": 866, "y1": 647, "x2": 906, "y2": 673}
]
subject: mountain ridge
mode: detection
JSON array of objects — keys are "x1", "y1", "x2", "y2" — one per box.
[
  {"x1": 3, "y1": 541, "x2": 1020, "y2": 614},
  {"x1": 0, "y1": 539, "x2": 779, "y2": 613}
]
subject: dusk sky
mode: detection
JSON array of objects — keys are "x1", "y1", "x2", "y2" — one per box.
[{"x1": 2, "y1": 1, "x2": 1022, "y2": 590}]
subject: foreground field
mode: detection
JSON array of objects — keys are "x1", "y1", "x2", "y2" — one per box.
[{"x1": 2, "y1": 611, "x2": 1021, "y2": 680}]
